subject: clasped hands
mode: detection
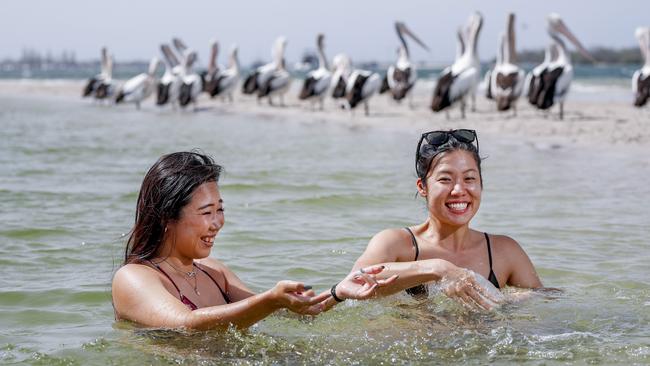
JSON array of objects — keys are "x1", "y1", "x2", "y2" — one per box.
[{"x1": 272, "y1": 265, "x2": 398, "y2": 316}]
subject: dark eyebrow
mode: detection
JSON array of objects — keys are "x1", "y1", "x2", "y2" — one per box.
[
  {"x1": 197, "y1": 199, "x2": 223, "y2": 210},
  {"x1": 436, "y1": 169, "x2": 478, "y2": 175}
]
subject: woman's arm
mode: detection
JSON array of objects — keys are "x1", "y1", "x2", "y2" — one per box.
[
  {"x1": 496, "y1": 235, "x2": 543, "y2": 288},
  {"x1": 112, "y1": 264, "x2": 328, "y2": 330}
]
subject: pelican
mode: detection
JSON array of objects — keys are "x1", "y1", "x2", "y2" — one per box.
[
  {"x1": 488, "y1": 13, "x2": 525, "y2": 114},
  {"x1": 632, "y1": 27, "x2": 650, "y2": 107},
  {"x1": 380, "y1": 21, "x2": 429, "y2": 107},
  {"x1": 156, "y1": 44, "x2": 182, "y2": 108},
  {"x1": 431, "y1": 12, "x2": 483, "y2": 118},
  {"x1": 528, "y1": 13, "x2": 596, "y2": 119},
  {"x1": 204, "y1": 45, "x2": 240, "y2": 102},
  {"x1": 344, "y1": 68, "x2": 381, "y2": 116},
  {"x1": 115, "y1": 57, "x2": 160, "y2": 109},
  {"x1": 201, "y1": 40, "x2": 221, "y2": 97},
  {"x1": 242, "y1": 37, "x2": 286, "y2": 98},
  {"x1": 94, "y1": 50, "x2": 116, "y2": 101},
  {"x1": 82, "y1": 47, "x2": 111, "y2": 98},
  {"x1": 330, "y1": 53, "x2": 352, "y2": 102},
  {"x1": 525, "y1": 43, "x2": 558, "y2": 107},
  {"x1": 257, "y1": 37, "x2": 291, "y2": 106},
  {"x1": 298, "y1": 33, "x2": 332, "y2": 110},
  {"x1": 178, "y1": 51, "x2": 204, "y2": 109}
]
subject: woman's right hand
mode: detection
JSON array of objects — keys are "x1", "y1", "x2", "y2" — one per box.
[
  {"x1": 269, "y1": 280, "x2": 329, "y2": 314},
  {"x1": 439, "y1": 266, "x2": 504, "y2": 310}
]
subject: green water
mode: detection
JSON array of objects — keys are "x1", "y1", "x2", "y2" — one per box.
[{"x1": 0, "y1": 92, "x2": 649, "y2": 365}]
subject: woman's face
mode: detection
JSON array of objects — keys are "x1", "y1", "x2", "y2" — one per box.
[
  {"x1": 166, "y1": 181, "x2": 225, "y2": 260},
  {"x1": 417, "y1": 149, "x2": 482, "y2": 227}
]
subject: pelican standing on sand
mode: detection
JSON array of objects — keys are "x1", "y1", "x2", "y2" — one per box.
[
  {"x1": 242, "y1": 37, "x2": 285, "y2": 97},
  {"x1": 487, "y1": 13, "x2": 525, "y2": 114},
  {"x1": 298, "y1": 33, "x2": 332, "y2": 110},
  {"x1": 82, "y1": 47, "x2": 111, "y2": 99},
  {"x1": 527, "y1": 13, "x2": 596, "y2": 120},
  {"x1": 201, "y1": 40, "x2": 221, "y2": 97},
  {"x1": 431, "y1": 12, "x2": 483, "y2": 118},
  {"x1": 205, "y1": 45, "x2": 240, "y2": 102},
  {"x1": 344, "y1": 68, "x2": 381, "y2": 116},
  {"x1": 178, "y1": 51, "x2": 204, "y2": 110},
  {"x1": 380, "y1": 21, "x2": 429, "y2": 107},
  {"x1": 157, "y1": 44, "x2": 182, "y2": 108},
  {"x1": 330, "y1": 53, "x2": 352, "y2": 102},
  {"x1": 115, "y1": 57, "x2": 160, "y2": 109},
  {"x1": 256, "y1": 37, "x2": 291, "y2": 106},
  {"x1": 632, "y1": 27, "x2": 650, "y2": 107}
]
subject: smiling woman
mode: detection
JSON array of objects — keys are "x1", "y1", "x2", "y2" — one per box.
[
  {"x1": 111, "y1": 151, "x2": 391, "y2": 330},
  {"x1": 345, "y1": 129, "x2": 542, "y2": 310}
]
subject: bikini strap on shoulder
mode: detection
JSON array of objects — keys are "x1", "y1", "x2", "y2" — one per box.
[{"x1": 404, "y1": 227, "x2": 419, "y2": 261}]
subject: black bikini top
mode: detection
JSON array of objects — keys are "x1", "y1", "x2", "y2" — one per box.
[{"x1": 403, "y1": 228, "x2": 500, "y2": 297}]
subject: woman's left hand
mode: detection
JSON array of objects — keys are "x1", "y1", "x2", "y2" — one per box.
[{"x1": 334, "y1": 265, "x2": 398, "y2": 300}]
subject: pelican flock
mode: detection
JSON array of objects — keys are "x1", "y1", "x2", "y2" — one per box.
[
  {"x1": 431, "y1": 12, "x2": 483, "y2": 118},
  {"x1": 80, "y1": 12, "x2": 630, "y2": 120},
  {"x1": 526, "y1": 13, "x2": 596, "y2": 119},
  {"x1": 485, "y1": 13, "x2": 525, "y2": 114},
  {"x1": 633, "y1": 27, "x2": 650, "y2": 107},
  {"x1": 380, "y1": 21, "x2": 429, "y2": 107}
]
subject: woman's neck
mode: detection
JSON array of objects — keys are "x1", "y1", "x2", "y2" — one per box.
[{"x1": 420, "y1": 219, "x2": 472, "y2": 252}]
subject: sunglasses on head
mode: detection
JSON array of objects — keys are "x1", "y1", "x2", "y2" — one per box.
[{"x1": 415, "y1": 129, "x2": 479, "y2": 177}]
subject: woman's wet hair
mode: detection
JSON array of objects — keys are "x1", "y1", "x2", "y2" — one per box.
[
  {"x1": 418, "y1": 138, "x2": 483, "y2": 188},
  {"x1": 123, "y1": 151, "x2": 222, "y2": 265}
]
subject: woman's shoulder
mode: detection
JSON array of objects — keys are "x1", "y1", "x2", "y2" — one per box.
[
  {"x1": 483, "y1": 232, "x2": 530, "y2": 259},
  {"x1": 113, "y1": 263, "x2": 160, "y2": 284},
  {"x1": 369, "y1": 227, "x2": 413, "y2": 247}
]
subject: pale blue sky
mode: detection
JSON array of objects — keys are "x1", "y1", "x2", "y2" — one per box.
[{"x1": 1, "y1": 0, "x2": 646, "y2": 65}]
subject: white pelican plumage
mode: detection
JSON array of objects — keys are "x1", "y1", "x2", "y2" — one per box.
[
  {"x1": 201, "y1": 40, "x2": 221, "y2": 97},
  {"x1": 330, "y1": 53, "x2": 352, "y2": 102},
  {"x1": 488, "y1": 13, "x2": 525, "y2": 114},
  {"x1": 527, "y1": 13, "x2": 596, "y2": 119},
  {"x1": 242, "y1": 37, "x2": 286, "y2": 97},
  {"x1": 380, "y1": 21, "x2": 429, "y2": 106},
  {"x1": 344, "y1": 68, "x2": 381, "y2": 116},
  {"x1": 156, "y1": 44, "x2": 182, "y2": 108},
  {"x1": 83, "y1": 47, "x2": 111, "y2": 99},
  {"x1": 298, "y1": 33, "x2": 332, "y2": 110},
  {"x1": 178, "y1": 51, "x2": 204, "y2": 109},
  {"x1": 256, "y1": 37, "x2": 291, "y2": 106},
  {"x1": 525, "y1": 43, "x2": 558, "y2": 107},
  {"x1": 204, "y1": 45, "x2": 240, "y2": 102},
  {"x1": 431, "y1": 12, "x2": 483, "y2": 118},
  {"x1": 632, "y1": 27, "x2": 650, "y2": 107},
  {"x1": 115, "y1": 57, "x2": 160, "y2": 109}
]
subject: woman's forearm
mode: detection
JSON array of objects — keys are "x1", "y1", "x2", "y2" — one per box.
[
  {"x1": 176, "y1": 290, "x2": 282, "y2": 330},
  {"x1": 359, "y1": 259, "x2": 455, "y2": 297}
]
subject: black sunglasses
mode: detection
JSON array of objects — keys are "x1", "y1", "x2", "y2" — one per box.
[{"x1": 415, "y1": 129, "x2": 479, "y2": 178}]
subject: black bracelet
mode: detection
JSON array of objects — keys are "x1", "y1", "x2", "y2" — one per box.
[{"x1": 330, "y1": 283, "x2": 345, "y2": 302}]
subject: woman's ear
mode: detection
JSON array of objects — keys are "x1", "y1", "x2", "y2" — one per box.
[{"x1": 416, "y1": 177, "x2": 427, "y2": 197}]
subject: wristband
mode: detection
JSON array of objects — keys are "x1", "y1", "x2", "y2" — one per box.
[{"x1": 330, "y1": 283, "x2": 345, "y2": 302}]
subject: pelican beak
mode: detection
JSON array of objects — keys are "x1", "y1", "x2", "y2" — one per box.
[
  {"x1": 552, "y1": 18, "x2": 597, "y2": 63},
  {"x1": 401, "y1": 24, "x2": 430, "y2": 51}
]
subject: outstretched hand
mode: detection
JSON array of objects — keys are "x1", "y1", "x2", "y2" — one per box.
[
  {"x1": 440, "y1": 267, "x2": 505, "y2": 311},
  {"x1": 271, "y1": 281, "x2": 330, "y2": 315},
  {"x1": 334, "y1": 265, "x2": 399, "y2": 300}
]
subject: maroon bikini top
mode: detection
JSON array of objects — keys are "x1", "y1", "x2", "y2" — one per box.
[{"x1": 152, "y1": 261, "x2": 232, "y2": 310}]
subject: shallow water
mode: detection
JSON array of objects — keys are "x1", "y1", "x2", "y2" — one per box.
[{"x1": 1, "y1": 93, "x2": 649, "y2": 365}]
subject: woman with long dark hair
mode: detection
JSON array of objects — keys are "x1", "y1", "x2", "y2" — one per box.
[
  {"x1": 320, "y1": 130, "x2": 542, "y2": 311},
  {"x1": 112, "y1": 151, "x2": 392, "y2": 329}
]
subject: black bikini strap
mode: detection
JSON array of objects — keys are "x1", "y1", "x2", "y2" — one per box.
[
  {"x1": 404, "y1": 227, "x2": 419, "y2": 261},
  {"x1": 484, "y1": 232, "x2": 493, "y2": 269}
]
